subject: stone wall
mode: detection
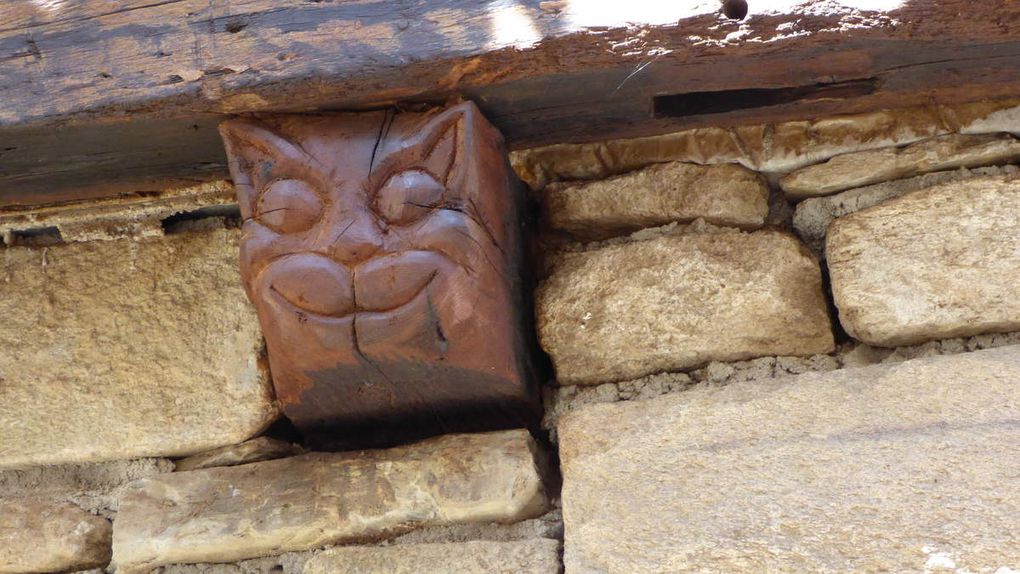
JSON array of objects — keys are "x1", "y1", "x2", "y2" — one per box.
[{"x1": 2, "y1": 99, "x2": 1020, "y2": 573}]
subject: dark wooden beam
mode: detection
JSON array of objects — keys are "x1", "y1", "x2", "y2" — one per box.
[{"x1": 2, "y1": 1, "x2": 1020, "y2": 207}]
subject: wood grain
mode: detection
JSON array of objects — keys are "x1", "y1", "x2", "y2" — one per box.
[{"x1": 2, "y1": 1, "x2": 1020, "y2": 206}]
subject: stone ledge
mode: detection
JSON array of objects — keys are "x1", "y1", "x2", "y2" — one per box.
[
  {"x1": 511, "y1": 99, "x2": 1020, "y2": 190},
  {"x1": 543, "y1": 161, "x2": 768, "y2": 241},
  {"x1": 780, "y1": 133, "x2": 1020, "y2": 198},
  {"x1": 559, "y1": 345, "x2": 1020, "y2": 573},
  {"x1": 173, "y1": 437, "x2": 304, "y2": 473},
  {"x1": 304, "y1": 539, "x2": 561, "y2": 574},
  {"x1": 113, "y1": 430, "x2": 549, "y2": 573}
]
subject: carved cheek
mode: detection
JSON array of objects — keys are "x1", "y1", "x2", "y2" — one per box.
[
  {"x1": 239, "y1": 223, "x2": 307, "y2": 284},
  {"x1": 408, "y1": 209, "x2": 499, "y2": 276},
  {"x1": 263, "y1": 254, "x2": 355, "y2": 317},
  {"x1": 407, "y1": 209, "x2": 506, "y2": 328},
  {"x1": 354, "y1": 251, "x2": 451, "y2": 312}
]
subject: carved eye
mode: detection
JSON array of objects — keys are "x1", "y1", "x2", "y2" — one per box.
[
  {"x1": 376, "y1": 170, "x2": 446, "y2": 225},
  {"x1": 256, "y1": 179, "x2": 323, "y2": 233}
]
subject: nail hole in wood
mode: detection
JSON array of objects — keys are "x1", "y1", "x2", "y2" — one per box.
[
  {"x1": 652, "y1": 78, "x2": 880, "y2": 118},
  {"x1": 225, "y1": 17, "x2": 249, "y2": 33},
  {"x1": 722, "y1": 0, "x2": 748, "y2": 20}
]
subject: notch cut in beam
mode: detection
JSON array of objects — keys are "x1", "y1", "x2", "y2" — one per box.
[{"x1": 652, "y1": 79, "x2": 880, "y2": 118}]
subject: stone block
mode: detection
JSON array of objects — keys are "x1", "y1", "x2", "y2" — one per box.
[
  {"x1": 0, "y1": 227, "x2": 277, "y2": 469},
  {"x1": 536, "y1": 229, "x2": 834, "y2": 385},
  {"x1": 0, "y1": 499, "x2": 112, "y2": 573},
  {"x1": 558, "y1": 346, "x2": 1020, "y2": 573},
  {"x1": 304, "y1": 540, "x2": 561, "y2": 574},
  {"x1": 510, "y1": 99, "x2": 1020, "y2": 189},
  {"x1": 792, "y1": 166, "x2": 1016, "y2": 255},
  {"x1": 543, "y1": 161, "x2": 768, "y2": 240},
  {"x1": 112, "y1": 430, "x2": 548, "y2": 573},
  {"x1": 827, "y1": 175, "x2": 1020, "y2": 346},
  {"x1": 781, "y1": 133, "x2": 1020, "y2": 197}
]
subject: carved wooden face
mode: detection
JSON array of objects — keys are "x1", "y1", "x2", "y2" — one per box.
[{"x1": 220, "y1": 103, "x2": 533, "y2": 447}]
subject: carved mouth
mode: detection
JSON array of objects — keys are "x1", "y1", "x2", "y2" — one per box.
[
  {"x1": 267, "y1": 273, "x2": 436, "y2": 321},
  {"x1": 258, "y1": 250, "x2": 449, "y2": 320}
]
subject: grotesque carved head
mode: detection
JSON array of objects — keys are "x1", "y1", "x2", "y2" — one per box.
[{"x1": 220, "y1": 103, "x2": 535, "y2": 448}]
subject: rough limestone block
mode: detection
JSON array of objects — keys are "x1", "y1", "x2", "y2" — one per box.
[
  {"x1": 543, "y1": 161, "x2": 768, "y2": 240},
  {"x1": 792, "y1": 166, "x2": 1016, "y2": 255},
  {"x1": 558, "y1": 346, "x2": 1020, "y2": 574},
  {"x1": 0, "y1": 499, "x2": 112, "y2": 573},
  {"x1": 536, "y1": 229, "x2": 834, "y2": 385},
  {"x1": 0, "y1": 228, "x2": 277, "y2": 469},
  {"x1": 827, "y1": 175, "x2": 1020, "y2": 346},
  {"x1": 510, "y1": 99, "x2": 1020, "y2": 189},
  {"x1": 112, "y1": 430, "x2": 548, "y2": 573},
  {"x1": 304, "y1": 540, "x2": 561, "y2": 574},
  {"x1": 780, "y1": 133, "x2": 1020, "y2": 197}
]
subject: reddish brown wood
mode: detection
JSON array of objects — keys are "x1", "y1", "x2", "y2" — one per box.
[
  {"x1": 220, "y1": 102, "x2": 536, "y2": 448},
  {"x1": 4, "y1": 2, "x2": 1020, "y2": 207}
]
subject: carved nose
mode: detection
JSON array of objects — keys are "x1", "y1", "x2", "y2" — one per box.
[{"x1": 328, "y1": 214, "x2": 383, "y2": 265}]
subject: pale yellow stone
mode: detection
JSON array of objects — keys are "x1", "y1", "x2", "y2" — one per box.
[
  {"x1": 510, "y1": 99, "x2": 1020, "y2": 189},
  {"x1": 544, "y1": 161, "x2": 768, "y2": 240},
  {"x1": 827, "y1": 175, "x2": 1020, "y2": 346},
  {"x1": 791, "y1": 166, "x2": 1017, "y2": 255},
  {"x1": 0, "y1": 228, "x2": 277, "y2": 469},
  {"x1": 112, "y1": 430, "x2": 548, "y2": 573},
  {"x1": 559, "y1": 346, "x2": 1020, "y2": 574},
  {"x1": 0, "y1": 499, "x2": 112, "y2": 573},
  {"x1": 536, "y1": 229, "x2": 834, "y2": 385},
  {"x1": 304, "y1": 539, "x2": 561, "y2": 574},
  {"x1": 780, "y1": 133, "x2": 1020, "y2": 197},
  {"x1": 174, "y1": 437, "x2": 304, "y2": 472}
]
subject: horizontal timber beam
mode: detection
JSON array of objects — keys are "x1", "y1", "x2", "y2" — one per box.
[{"x1": 2, "y1": 0, "x2": 1020, "y2": 207}]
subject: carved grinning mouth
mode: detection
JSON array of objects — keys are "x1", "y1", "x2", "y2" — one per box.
[
  {"x1": 259, "y1": 249, "x2": 450, "y2": 322},
  {"x1": 267, "y1": 269, "x2": 438, "y2": 321}
]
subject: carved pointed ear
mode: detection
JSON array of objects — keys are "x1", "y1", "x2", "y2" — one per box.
[
  {"x1": 419, "y1": 114, "x2": 458, "y2": 185},
  {"x1": 219, "y1": 119, "x2": 317, "y2": 219},
  {"x1": 370, "y1": 103, "x2": 488, "y2": 188}
]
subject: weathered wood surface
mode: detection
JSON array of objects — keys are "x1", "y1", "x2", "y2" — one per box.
[{"x1": 2, "y1": 1, "x2": 1020, "y2": 206}]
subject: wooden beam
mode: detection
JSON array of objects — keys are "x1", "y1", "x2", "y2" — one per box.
[{"x1": 2, "y1": 1, "x2": 1020, "y2": 207}]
